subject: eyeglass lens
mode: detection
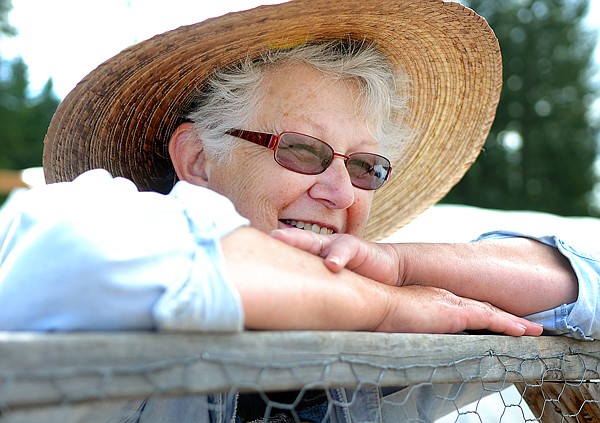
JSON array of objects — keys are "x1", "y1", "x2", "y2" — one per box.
[{"x1": 276, "y1": 133, "x2": 390, "y2": 190}]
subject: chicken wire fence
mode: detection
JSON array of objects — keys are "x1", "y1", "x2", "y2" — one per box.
[{"x1": 0, "y1": 331, "x2": 599, "y2": 422}]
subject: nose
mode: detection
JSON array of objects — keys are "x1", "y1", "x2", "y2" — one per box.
[{"x1": 308, "y1": 156, "x2": 355, "y2": 209}]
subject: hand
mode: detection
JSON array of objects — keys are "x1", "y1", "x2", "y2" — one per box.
[
  {"x1": 271, "y1": 228, "x2": 402, "y2": 285},
  {"x1": 374, "y1": 284, "x2": 543, "y2": 336}
]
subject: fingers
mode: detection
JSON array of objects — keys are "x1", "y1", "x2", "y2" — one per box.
[
  {"x1": 378, "y1": 286, "x2": 544, "y2": 337},
  {"x1": 271, "y1": 229, "x2": 352, "y2": 272},
  {"x1": 318, "y1": 236, "x2": 354, "y2": 272},
  {"x1": 469, "y1": 300, "x2": 544, "y2": 336},
  {"x1": 441, "y1": 291, "x2": 543, "y2": 337},
  {"x1": 271, "y1": 228, "x2": 330, "y2": 257},
  {"x1": 271, "y1": 229, "x2": 385, "y2": 275}
]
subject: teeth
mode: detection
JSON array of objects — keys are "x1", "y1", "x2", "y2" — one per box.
[{"x1": 285, "y1": 220, "x2": 334, "y2": 235}]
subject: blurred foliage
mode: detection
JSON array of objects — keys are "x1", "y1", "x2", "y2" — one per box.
[
  {"x1": 0, "y1": 0, "x2": 60, "y2": 173},
  {"x1": 0, "y1": 58, "x2": 59, "y2": 170},
  {"x1": 0, "y1": 0, "x2": 15, "y2": 38},
  {"x1": 0, "y1": 0, "x2": 59, "y2": 203},
  {"x1": 444, "y1": 0, "x2": 600, "y2": 216}
]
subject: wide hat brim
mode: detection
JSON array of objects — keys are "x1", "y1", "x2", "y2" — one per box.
[{"x1": 43, "y1": 0, "x2": 501, "y2": 241}]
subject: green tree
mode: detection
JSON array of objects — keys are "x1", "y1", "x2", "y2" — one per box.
[
  {"x1": 444, "y1": 0, "x2": 599, "y2": 216},
  {"x1": 0, "y1": 58, "x2": 59, "y2": 169},
  {"x1": 0, "y1": 0, "x2": 60, "y2": 172},
  {"x1": 0, "y1": 0, "x2": 15, "y2": 38}
]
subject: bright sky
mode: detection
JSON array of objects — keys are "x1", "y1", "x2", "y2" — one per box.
[
  {"x1": 0, "y1": 0, "x2": 286, "y2": 98},
  {"x1": 2, "y1": 0, "x2": 600, "y2": 100}
]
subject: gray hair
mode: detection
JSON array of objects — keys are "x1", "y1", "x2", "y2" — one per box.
[{"x1": 186, "y1": 39, "x2": 411, "y2": 164}]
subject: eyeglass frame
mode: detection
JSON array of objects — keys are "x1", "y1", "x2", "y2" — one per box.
[{"x1": 226, "y1": 129, "x2": 392, "y2": 191}]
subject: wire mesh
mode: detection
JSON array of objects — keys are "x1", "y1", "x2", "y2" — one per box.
[{"x1": 0, "y1": 332, "x2": 599, "y2": 422}]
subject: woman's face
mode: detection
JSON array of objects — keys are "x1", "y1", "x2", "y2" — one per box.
[{"x1": 201, "y1": 63, "x2": 378, "y2": 237}]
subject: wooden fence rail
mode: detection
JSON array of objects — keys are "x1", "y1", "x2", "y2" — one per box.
[{"x1": 1, "y1": 332, "x2": 599, "y2": 421}]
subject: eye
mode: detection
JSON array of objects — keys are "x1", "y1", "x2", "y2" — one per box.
[
  {"x1": 348, "y1": 158, "x2": 377, "y2": 176},
  {"x1": 347, "y1": 154, "x2": 389, "y2": 184},
  {"x1": 276, "y1": 133, "x2": 334, "y2": 174},
  {"x1": 370, "y1": 164, "x2": 387, "y2": 179},
  {"x1": 282, "y1": 142, "x2": 321, "y2": 159}
]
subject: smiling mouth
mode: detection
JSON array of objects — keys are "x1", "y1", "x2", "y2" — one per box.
[{"x1": 280, "y1": 219, "x2": 335, "y2": 235}]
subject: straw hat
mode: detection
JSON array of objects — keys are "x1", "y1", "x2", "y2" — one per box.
[{"x1": 43, "y1": 0, "x2": 501, "y2": 241}]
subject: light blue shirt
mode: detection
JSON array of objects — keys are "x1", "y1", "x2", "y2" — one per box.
[
  {"x1": 0, "y1": 169, "x2": 248, "y2": 332},
  {"x1": 477, "y1": 231, "x2": 600, "y2": 340}
]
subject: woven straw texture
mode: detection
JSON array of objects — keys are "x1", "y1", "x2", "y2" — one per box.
[{"x1": 42, "y1": 0, "x2": 502, "y2": 241}]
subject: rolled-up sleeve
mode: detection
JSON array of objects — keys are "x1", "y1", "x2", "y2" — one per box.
[
  {"x1": 476, "y1": 230, "x2": 600, "y2": 340},
  {"x1": 0, "y1": 169, "x2": 249, "y2": 332}
]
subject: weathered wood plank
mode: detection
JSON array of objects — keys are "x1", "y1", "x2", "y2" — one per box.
[
  {"x1": 516, "y1": 381, "x2": 600, "y2": 423},
  {"x1": 0, "y1": 332, "x2": 599, "y2": 408}
]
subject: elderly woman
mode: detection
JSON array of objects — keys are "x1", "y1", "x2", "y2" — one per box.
[{"x1": 0, "y1": 0, "x2": 597, "y2": 421}]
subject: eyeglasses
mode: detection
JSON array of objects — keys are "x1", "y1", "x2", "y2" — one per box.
[{"x1": 226, "y1": 129, "x2": 392, "y2": 190}]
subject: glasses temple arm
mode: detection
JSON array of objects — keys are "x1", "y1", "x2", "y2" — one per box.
[{"x1": 226, "y1": 129, "x2": 279, "y2": 149}]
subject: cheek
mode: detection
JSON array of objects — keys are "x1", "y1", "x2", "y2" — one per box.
[
  {"x1": 209, "y1": 177, "x2": 272, "y2": 230},
  {"x1": 248, "y1": 170, "x2": 310, "y2": 215},
  {"x1": 242, "y1": 172, "x2": 315, "y2": 231},
  {"x1": 207, "y1": 150, "x2": 266, "y2": 200},
  {"x1": 208, "y1": 162, "x2": 294, "y2": 229},
  {"x1": 347, "y1": 192, "x2": 374, "y2": 236}
]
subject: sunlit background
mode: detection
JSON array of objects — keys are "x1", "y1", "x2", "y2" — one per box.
[{"x1": 1, "y1": 0, "x2": 286, "y2": 98}]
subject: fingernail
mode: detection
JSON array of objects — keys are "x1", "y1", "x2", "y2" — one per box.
[{"x1": 325, "y1": 256, "x2": 343, "y2": 273}]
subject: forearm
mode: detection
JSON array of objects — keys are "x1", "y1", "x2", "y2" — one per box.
[
  {"x1": 223, "y1": 227, "x2": 390, "y2": 331},
  {"x1": 223, "y1": 227, "x2": 542, "y2": 336},
  {"x1": 399, "y1": 237, "x2": 578, "y2": 316}
]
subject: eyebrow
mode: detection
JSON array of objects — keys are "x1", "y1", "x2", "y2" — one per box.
[{"x1": 276, "y1": 119, "x2": 380, "y2": 151}]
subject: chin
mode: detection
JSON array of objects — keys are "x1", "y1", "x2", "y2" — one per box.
[{"x1": 248, "y1": 220, "x2": 276, "y2": 234}]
